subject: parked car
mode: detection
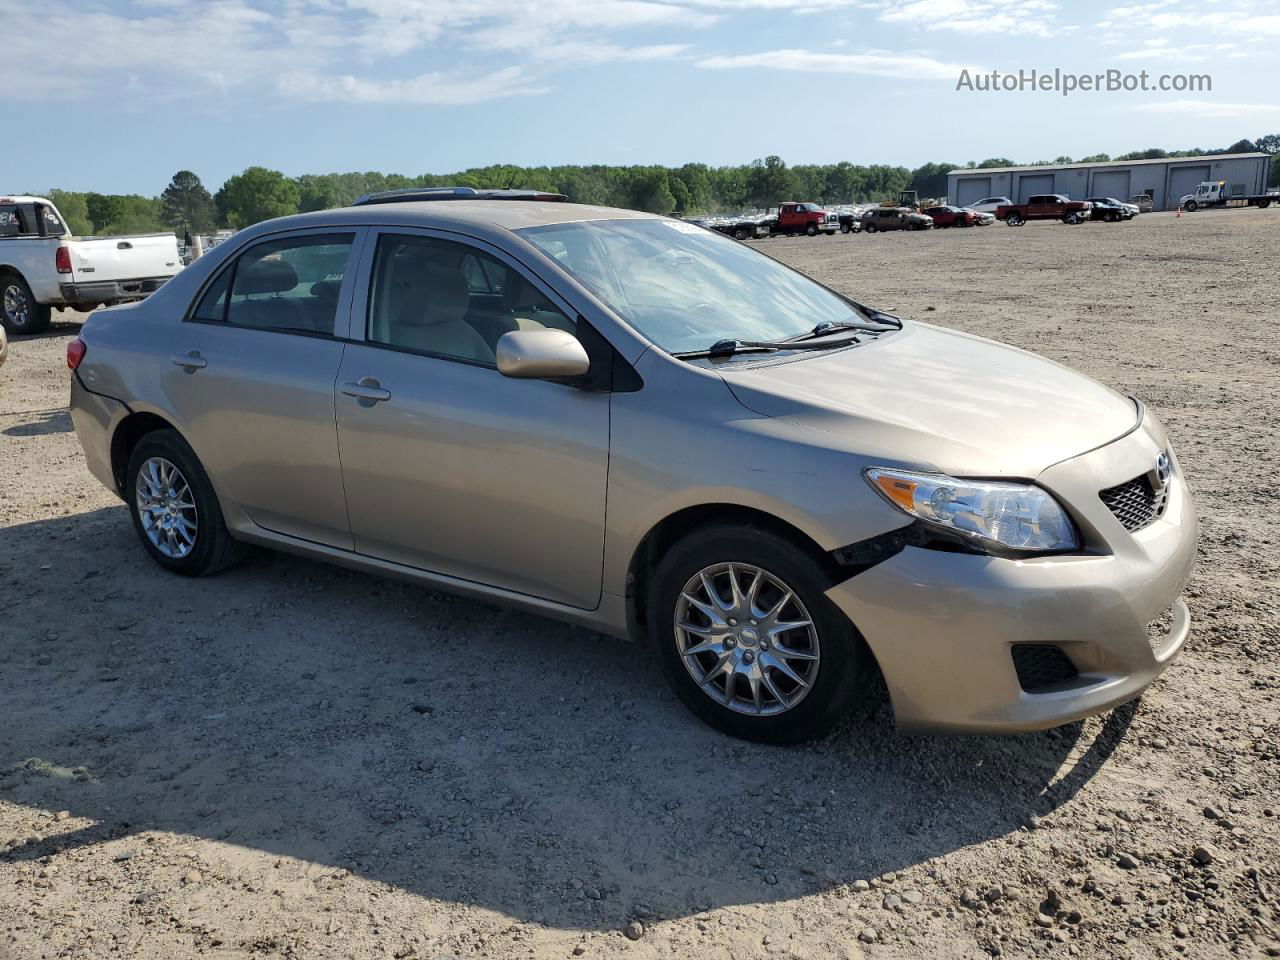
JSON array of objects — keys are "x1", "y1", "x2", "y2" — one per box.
[
  {"x1": 1, "y1": 195, "x2": 182, "y2": 334},
  {"x1": 967, "y1": 196, "x2": 1012, "y2": 214},
  {"x1": 997, "y1": 195, "x2": 1093, "y2": 226},
  {"x1": 1129, "y1": 195, "x2": 1153, "y2": 213},
  {"x1": 836, "y1": 212, "x2": 862, "y2": 234},
  {"x1": 1085, "y1": 198, "x2": 1136, "y2": 222},
  {"x1": 69, "y1": 188, "x2": 1197, "y2": 743},
  {"x1": 922, "y1": 205, "x2": 980, "y2": 228},
  {"x1": 962, "y1": 207, "x2": 996, "y2": 226},
  {"x1": 862, "y1": 207, "x2": 934, "y2": 232}
]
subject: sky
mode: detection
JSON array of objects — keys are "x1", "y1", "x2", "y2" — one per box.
[{"x1": 4, "y1": 0, "x2": 1278, "y2": 195}]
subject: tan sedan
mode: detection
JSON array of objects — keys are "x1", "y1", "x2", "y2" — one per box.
[{"x1": 68, "y1": 189, "x2": 1196, "y2": 742}]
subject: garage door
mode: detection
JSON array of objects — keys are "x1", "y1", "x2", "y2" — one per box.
[
  {"x1": 1091, "y1": 170, "x2": 1130, "y2": 200},
  {"x1": 955, "y1": 178, "x2": 990, "y2": 207},
  {"x1": 1017, "y1": 174, "x2": 1056, "y2": 203},
  {"x1": 1168, "y1": 165, "x2": 1209, "y2": 208}
]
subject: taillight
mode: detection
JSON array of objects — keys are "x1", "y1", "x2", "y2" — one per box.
[
  {"x1": 66, "y1": 338, "x2": 86, "y2": 371},
  {"x1": 55, "y1": 247, "x2": 72, "y2": 274}
]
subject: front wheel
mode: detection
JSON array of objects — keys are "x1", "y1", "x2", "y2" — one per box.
[
  {"x1": 805, "y1": 223, "x2": 818, "y2": 236},
  {"x1": 840, "y1": 223, "x2": 851, "y2": 234},
  {"x1": 1, "y1": 274, "x2": 52, "y2": 335},
  {"x1": 648, "y1": 525, "x2": 874, "y2": 743},
  {"x1": 733, "y1": 227, "x2": 750, "y2": 241},
  {"x1": 864, "y1": 223, "x2": 878, "y2": 233},
  {"x1": 1258, "y1": 199, "x2": 1271, "y2": 209},
  {"x1": 1185, "y1": 200, "x2": 1198, "y2": 212},
  {"x1": 126, "y1": 429, "x2": 247, "y2": 577}
]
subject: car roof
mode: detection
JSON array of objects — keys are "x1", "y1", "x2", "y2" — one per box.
[{"x1": 258, "y1": 200, "x2": 660, "y2": 234}]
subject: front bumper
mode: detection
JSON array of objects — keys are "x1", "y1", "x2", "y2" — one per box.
[
  {"x1": 60, "y1": 276, "x2": 171, "y2": 305},
  {"x1": 826, "y1": 414, "x2": 1198, "y2": 733}
]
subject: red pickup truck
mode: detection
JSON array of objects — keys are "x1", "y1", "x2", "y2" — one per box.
[
  {"x1": 996, "y1": 194, "x2": 1093, "y2": 226},
  {"x1": 770, "y1": 202, "x2": 838, "y2": 236}
]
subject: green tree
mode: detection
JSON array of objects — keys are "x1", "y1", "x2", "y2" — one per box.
[
  {"x1": 160, "y1": 171, "x2": 216, "y2": 234},
  {"x1": 745, "y1": 156, "x2": 796, "y2": 209},
  {"x1": 215, "y1": 167, "x2": 300, "y2": 228},
  {"x1": 1078, "y1": 153, "x2": 1111, "y2": 163},
  {"x1": 85, "y1": 193, "x2": 126, "y2": 232},
  {"x1": 977, "y1": 157, "x2": 1015, "y2": 169},
  {"x1": 47, "y1": 190, "x2": 92, "y2": 235},
  {"x1": 909, "y1": 162, "x2": 954, "y2": 200}
]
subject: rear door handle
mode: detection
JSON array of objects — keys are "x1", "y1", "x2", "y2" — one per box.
[
  {"x1": 341, "y1": 379, "x2": 391, "y2": 403},
  {"x1": 171, "y1": 351, "x2": 207, "y2": 370}
]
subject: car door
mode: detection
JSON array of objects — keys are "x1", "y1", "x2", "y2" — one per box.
[
  {"x1": 161, "y1": 228, "x2": 365, "y2": 549},
  {"x1": 333, "y1": 228, "x2": 610, "y2": 609}
]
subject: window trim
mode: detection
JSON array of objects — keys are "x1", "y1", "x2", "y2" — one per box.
[
  {"x1": 350, "y1": 225, "x2": 582, "y2": 370},
  {"x1": 182, "y1": 226, "x2": 368, "y2": 340}
]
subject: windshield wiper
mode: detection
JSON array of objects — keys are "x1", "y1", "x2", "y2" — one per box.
[
  {"x1": 676, "y1": 335, "x2": 862, "y2": 360},
  {"x1": 784, "y1": 319, "x2": 898, "y2": 342},
  {"x1": 844, "y1": 300, "x2": 903, "y2": 328}
]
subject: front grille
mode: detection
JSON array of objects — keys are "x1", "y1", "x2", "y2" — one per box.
[
  {"x1": 1099, "y1": 473, "x2": 1167, "y2": 532},
  {"x1": 1012, "y1": 644, "x2": 1079, "y2": 692}
]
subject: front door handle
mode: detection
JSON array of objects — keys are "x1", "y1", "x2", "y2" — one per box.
[
  {"x1": 341, "y1": 378, "x2": 391, "y2": 403},
  {"x1": 171, "y1": 351, "x2": 207, "y2": 371}
]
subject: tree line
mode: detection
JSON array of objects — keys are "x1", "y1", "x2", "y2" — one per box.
[{"x1": 37, "y1": 135, "x2": 1280, "y2": 237}]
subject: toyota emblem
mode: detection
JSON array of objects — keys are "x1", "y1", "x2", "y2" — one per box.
[{"x1": 1154, "y1": 451, "x2": 1172, "y2": 488}]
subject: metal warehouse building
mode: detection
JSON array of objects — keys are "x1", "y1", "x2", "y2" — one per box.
[{"x1": 947, "y1": 153, "x2": 1271, "y2": 212}]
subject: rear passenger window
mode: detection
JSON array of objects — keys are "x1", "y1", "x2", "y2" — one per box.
[{"x1": 220, "y1": 234, "x2": 354, "y2": 334}]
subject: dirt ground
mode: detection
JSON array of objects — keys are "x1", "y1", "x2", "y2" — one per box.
[{"x1": 2, "y1": 207, "x2": 1278, "y2": 960}]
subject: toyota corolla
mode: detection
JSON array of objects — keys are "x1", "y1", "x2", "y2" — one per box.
[{"x1": 68, "y1": 188, "x2": 1196, "y2": 743}]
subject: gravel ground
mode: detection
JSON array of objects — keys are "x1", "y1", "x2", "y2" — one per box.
[{"x1": 1, "y1": 207, "x2": 1278, "y2": 960}]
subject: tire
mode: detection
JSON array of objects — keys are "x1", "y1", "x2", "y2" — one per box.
[
  {"x1": 865, "y1": 223, "x2": 878, "y2": 234},
  {"x1": 805, "y1": 222, "x2": 818, "y2": 236},
  {"x1": 1185, "y1": 200, "x2": 1198, "y2": 212},
  {"x1": 1257, "y1": 199, "x2": 1270, "y2": 209},
  {"x1": 1063, "y1": 213, "x2": 1080, "y2": 225},
  {"x1": 1, "y1": 273, "x2": 52, "y2": 335},
  {"x1": 1005, "y1": 213, "x2": 1023, "y2": 226},
  {"x1": 840, "y1": 223, "x2": 851, "y2": 234},
  {"x1": 733, "y1": 227, "x2": 750, "y2": 241},
  {"x1": 1107, "y1": 211, "x2": 1119, "y2": 223},
  {"x1": 125, "y1": 429, "x2": 247, "y2": 577},
  {"x1": 647, "y1": 524, "x2": 874, "y2": 744}
]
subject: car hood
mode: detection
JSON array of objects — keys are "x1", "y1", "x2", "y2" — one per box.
[{"x1": 718, "y1": 322, "x2": 1139, "y2": 478}]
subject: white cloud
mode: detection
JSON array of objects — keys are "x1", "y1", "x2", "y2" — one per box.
[
  {"x1": 698, "y1": 48, "x2": 980, "y2": 79},
  {"x1": 872, "y1": 0, "x2": 1060, "y2": 36},
  {"x1": 1130, "y1": 98, "x2": 1280, "y2": 117},
  {"x1": 277, "y1": 66, "x2": 549, "y2": 103}
]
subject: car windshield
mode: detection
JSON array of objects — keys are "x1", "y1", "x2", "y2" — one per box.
[{"x1": 518, "y1": 218, "x2": 865, "y2": 354}]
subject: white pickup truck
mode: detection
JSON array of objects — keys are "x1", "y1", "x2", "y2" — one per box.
[{"x1": 0, "y1": 195, "x2": 182, "y2": 334}]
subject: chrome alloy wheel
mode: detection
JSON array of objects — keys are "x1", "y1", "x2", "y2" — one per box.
[
  {"x1": 674, "y1": 562, "x2": 821, "y2": 716},
  {"x1": 3, "y1": 283, "x2": 31, "y2": 328},
  {"x1": 136, "y1": 457, "x2": 198, "y2": 558}
]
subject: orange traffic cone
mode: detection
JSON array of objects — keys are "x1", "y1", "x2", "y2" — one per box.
[{"x1": 1176, "y1": 206, "x2": 1181, "y2": 218}]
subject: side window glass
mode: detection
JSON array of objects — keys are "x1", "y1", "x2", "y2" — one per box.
[
  {"x1": 191, "y1": 267, "x2": 232, "y2": 322},
  {"x1": 39, "y1": 206, "x2": 65, "y2": 235},
  {"x1": 367, "y1": 234, "x2": 575, "y2": 366},
  {"x1": 0, "y1": 206, "x2": 18, "y2": 238},
  {"x1": 225, "y1": 234, "x2": 353, "y2": 335}
]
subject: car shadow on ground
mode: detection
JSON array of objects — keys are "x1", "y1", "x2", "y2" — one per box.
[
  {"x1": 1, "y1": 408, "x2": 72, "y2": 436},
  {"x1": 0, "y1": 506, "x2": 1135, "y2": 931}
]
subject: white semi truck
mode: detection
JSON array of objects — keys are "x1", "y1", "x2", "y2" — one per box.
[
  {"x1": 0, "y1": 195, "x2": 182, "y2": 334},
  {"x1": 1180, "y1": 180, "x2": 1277, "y2": 212}
]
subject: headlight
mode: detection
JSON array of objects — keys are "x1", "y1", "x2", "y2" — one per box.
[{"x1": 864, "y1": 467, "x2": 1078, "y2": 553}]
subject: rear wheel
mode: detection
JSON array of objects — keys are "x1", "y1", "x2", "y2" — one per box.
[
  {"x1": 840, "y1": 223, "x2": 851, "y2": 234},
  {"x1": 1, "y1": 274, "x2": 51, "y2": 335},
  {"x1": 125, "y1": 429, "x2": 247, "y2": 577},
  {"x1": 1257, "y1": 199, "x2": 1270, "y2": 209},
  {"x1": 1005, "y1": 212, "x2": 1024, "y2": 226},
  {"x1": 648, "y1": 525, "x2": 874, "y2": 744},
  {"x1": 865, "y1": 223, "x2": 878, "y2": 234},
  {"x1": 733, "y1": 226, "x2": 750, "y2": 241}
]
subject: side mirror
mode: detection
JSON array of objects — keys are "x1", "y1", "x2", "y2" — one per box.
[{"x1": 496, "y1": 329, "x2": 590, "y2": 380}]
